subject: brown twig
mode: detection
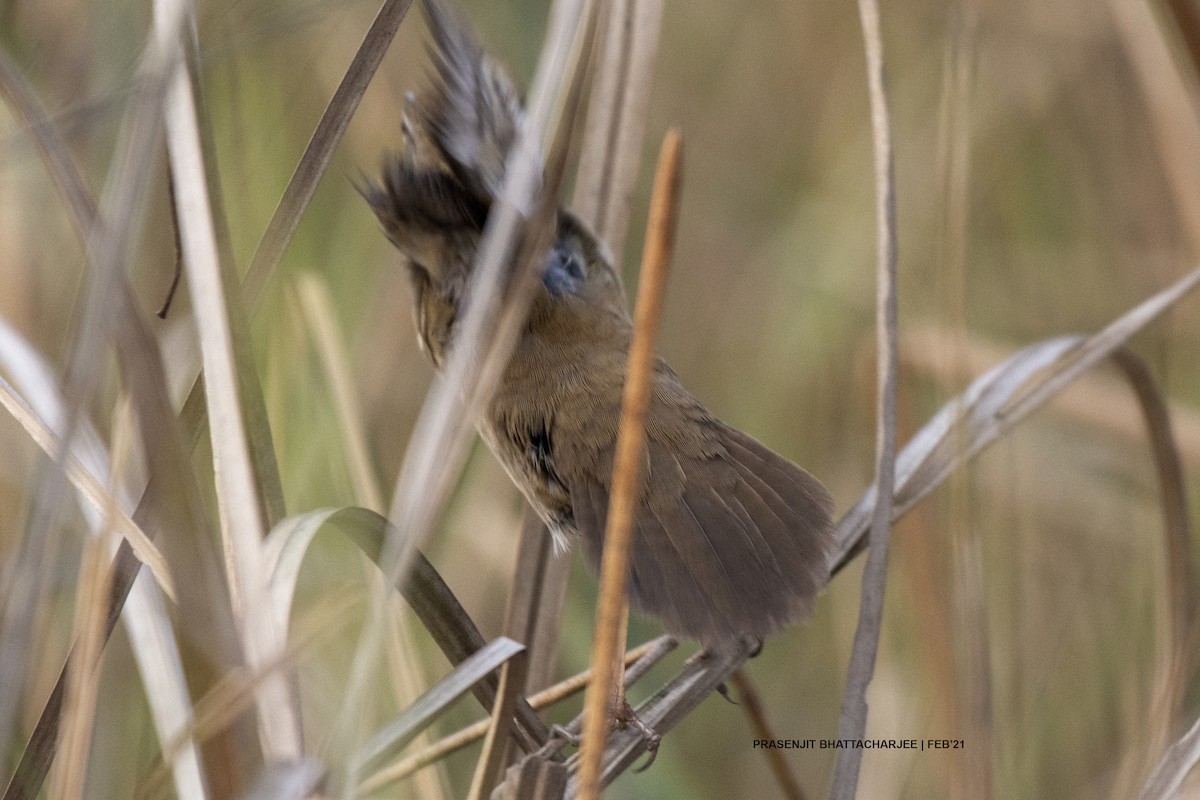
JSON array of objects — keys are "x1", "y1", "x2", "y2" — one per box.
[
  {"x1": 831, "y1": 0, "x2": 899, "y2": 795},
  {"x1": 730, "y1": 670, "x2": 807, "y2": 800},
  {"x1": 578, "y1": 128, "x2": 683, "y2": 800}
]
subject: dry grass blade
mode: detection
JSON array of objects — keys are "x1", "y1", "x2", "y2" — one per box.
[
  {"x1": 0, "y1": 47, "x2": 97, "y2": 237},
  {"x1": 153, "y1": 0, "x2": 301, "y2": 760},
  {"x1": 931, "y1": 6, "x2": 991, "y2": 793},
  {"x1": 831, "y1": 0, "x2": 898, "y2": 795},
  {"x1": 5, "y1": 7, "x2": 409, "y2": 779},
  {"x1": 242, "y1": 0, "x2": 414, "y2": 314},
  {"x1": 361, "y1": 637, "x2": 675, "y2": 794},
  {"x1": 573, "y1": 0, "x2": 664, "y2": 266},
  {"x1": 730, "y1": 670, "x2": 806, "y2": 800},
  {"x1": 487, "y1": 512, "x2": 561, "y2": 787},
  {"x1": 0, "y1": 22, "x2": 216, "y2": 800},
  {"x1": 1109, "y1": 348, "x2": 1198, "y2": 792},
  {"x1": 0, "y1": 374, "x2": 174, "y2": 600},
  {"x1": 243, "y1": 760, "x2": 324, "y2": 800},
  {"x1": 48, "y1": 493, "x2": 117, "y2": 800},
  {"x1": 900, "y1": 326, "x2": 1200, "y2": 465},
  {"x1": 1109, "y1": 0, "x2": 1200, "y2": 254},
  {"x1": 1139, "y1": 714, "x2": 1200, "y2": 800},
  {"x1": 0, "y1": 34, "x2": 170, "y2": 796},
  {"x1": 354, "y1": 638, "x2": 526, "y2": 776},
  {"x1": 1111, "y1": 349, "x2": 1198, "y2": 662},
  {"x1": 467, "y1": 647, "x2": 528, "y2": 800},
  {"x1": 0, "y1": 33, "x2": 235, "y2": 675},
  {"x1": 832, "y1": 265, "x2": 1200, "y2": 574},
  {"x1": 172, "y1": 0, "x2": 414, "y2": 502},
  {"x1": 294, "y1": 275, "x2": 385, "y2": 512},
  {"x1": 507, "y1": 509, "x2": 569, "y2": 695},
  {"x1": 0, "y1": 34, "x2": 233, "y2": 647},
  {"x1": 578, "y1": 128, "x2": 682, "y2": 800}
]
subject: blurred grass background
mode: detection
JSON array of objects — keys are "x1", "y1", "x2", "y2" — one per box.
[{"x1": 2, "y1": 0, "x2": 1200, "y2": 797}]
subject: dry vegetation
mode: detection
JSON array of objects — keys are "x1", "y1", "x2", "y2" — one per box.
[{"x1": 1, "y1": 0, "x2": 1199, "y2": 798}]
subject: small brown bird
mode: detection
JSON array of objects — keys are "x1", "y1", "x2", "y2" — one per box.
[{"x1": 366, "y1": 0, "x2": 834, "y2": 647}]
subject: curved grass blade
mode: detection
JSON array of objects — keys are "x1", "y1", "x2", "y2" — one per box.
[
  {"x1": 832, "y1": 266, "x2": 1200, "y2": 574},
  {"x1": 1110, "y1": 348, "x2": 1198, "y2": 791},
  {"x1": 262, "y1": 506, "x2": 550, "y2": 751},
  {"x1": 354, "y1": 638, "x2": 525, "y2": 776}
]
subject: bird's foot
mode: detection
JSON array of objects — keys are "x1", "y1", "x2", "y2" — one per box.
[
  {"x1": 535, "y1": 724, "x2": 580, "y2": 758},
  {"x1": 615, "y1": 700, "x2": 661, "y2": 772}
]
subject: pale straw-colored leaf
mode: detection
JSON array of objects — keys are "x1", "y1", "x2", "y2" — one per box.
[
  {"x1": 0, "y1": 372, "x2": 174, "y2": 601},
  {"x1": 153, "y1": 0, "x2": 301, "y2": 760},
  {"x1": 264, "y1": 507, "x2": 344, "y2": 634},
  {"x1": 1140, "y1": 714, "x2": 1200, "y2": 800},
  {"x1": 243, "y1": 760, "x2": 325, "y2": 800},
  {"x1": 0, "y1": 37, "x2": 212, "y2": 800}
]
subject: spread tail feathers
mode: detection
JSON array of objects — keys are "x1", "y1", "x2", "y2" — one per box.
[{"x1": 421, "y1": 0, "x2": 526, "y2": 202}]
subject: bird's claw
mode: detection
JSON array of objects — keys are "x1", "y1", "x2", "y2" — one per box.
[
  {"x1": 535, "y1": 724, "x2": 581, "y2": 758},
  {"x1": 616, "y1": 700, "x2": 661, "y2": 772},
  {"x1": 715, "y1": 682, "x2": 739, "y2": 705}
]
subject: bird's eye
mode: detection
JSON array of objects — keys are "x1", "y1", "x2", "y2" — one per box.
[
  {"x1": 542, "y1": 244, "x2": 586, "y2": 296},
  {"x1": 563, "y1": 249, "x2": 585, "y2": 279}
]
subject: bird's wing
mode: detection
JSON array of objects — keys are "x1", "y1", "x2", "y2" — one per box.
[{"x1": 560, "y1": 364, "x2": 834, "y2": 645}]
